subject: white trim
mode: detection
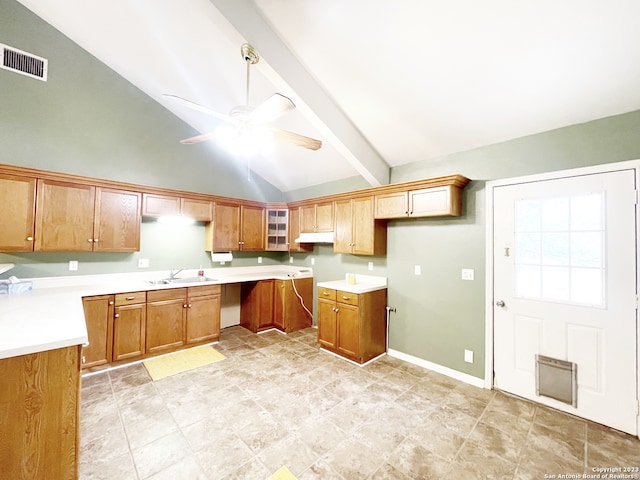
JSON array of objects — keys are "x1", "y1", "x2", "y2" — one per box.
[
  {"x1": 485, "y1": 159, "x2": 640, "y2": 439},
  {"x1": 388, "y1": 349, "x2": 486, "y2": 389},
  {"x1": 319, "y1": 347, "x2": 385, "y2": 367}
]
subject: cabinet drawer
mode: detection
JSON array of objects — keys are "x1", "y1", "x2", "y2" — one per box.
[
  {"x1": 318, "y1": 287, "x2": 336, "y2": 301},
  {"x1": 115, "y1": 291, "x2": 146, "y2": 305},
  {"x1": 188, "y1": 284, "x2": 222, "y2": 297},
  {"x1": 337, "y1": 290, "x2": 359, "y2": 306},
  {"x1": 147, "y1": 288, "x2": 186, "y2": 303}
]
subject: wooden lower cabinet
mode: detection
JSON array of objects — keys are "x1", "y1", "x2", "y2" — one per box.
[
  {"x1": 241, "y1": 277, "x2": 313, "y2": 333},
  {"x1": 81, "y1": 294, "x2": 114, "y2": 368},
  {"x1": 83, "y1": 285, "x2": 222, "y2": 368},
  {"x1": 0, "y1": 345, "x2": 81, "y2": 480},
  {"x1": 186, "y1": 285, "x2": 221, "y2": 344},
  {"x1": 317, "y1": 286, "x2": 387, "y2": 364},
  {"x1": 146, "y1": 288, "x2": 187, "y2": 355},
  {"x1": 112, "y1": 291, "x2": 147, "y2": 362}
]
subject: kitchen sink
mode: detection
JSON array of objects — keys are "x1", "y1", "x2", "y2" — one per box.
[
  {"x1": 146, "y1": 277, "x2": 218, "y2": 285},
  {"x1": 167, "y1": 276, "x2": 218, "y2": 284}
]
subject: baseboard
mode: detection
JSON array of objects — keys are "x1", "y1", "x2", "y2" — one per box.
[{"x1": 387, "y1": 349, "x2": 486, "y2": 389}]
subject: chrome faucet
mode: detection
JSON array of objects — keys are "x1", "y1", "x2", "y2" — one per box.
[{"x1": 168, "y1": 268, "x2": 184, "y2": 279}]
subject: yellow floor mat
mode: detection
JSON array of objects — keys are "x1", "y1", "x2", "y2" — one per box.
[
  {"x1": 267, "y1": 466, "x2": 297, "y2": 480},
  {"x1": 143, "y1": 345, "x2": 225, "y2": 381}
]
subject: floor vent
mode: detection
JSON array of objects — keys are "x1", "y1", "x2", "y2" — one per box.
[{"x1": 1, "y1": 44, "x2": 48, "y2": 81}]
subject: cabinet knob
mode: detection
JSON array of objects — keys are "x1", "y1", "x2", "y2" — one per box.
[
  {"x1": 26, "y1": 236, "x2": 33, "y2": 241},
  {"x1": 126, "y1": 296, "x2": 135, "y2": 300},
  {"x1": 335, "y1": 308, "x2": 339, "y2": 313},
  {"x1": 114, "y1": 313, "x2": 120, "y2": 318},
  {"x1": 109, "y1": 301, "x2": 114, "y2": 305},
  {"x1": 88, "y1": 239, "x2": 93, "y2": 242},
  {"x1": 183, "y1": 304, "x2": 188, "y2": 308},
  {"x1": 188, "y1": 304, "x2": 192, "y2": 308},
  {"x1": 322, "y1": 292, "x2": 329, "y2": 296},
  {"x1": 342, "y1": 296, "x2": 350, "y2": 300},
  {"x1": 94, "y1": 238, "x2": 99, "y2": 242}
]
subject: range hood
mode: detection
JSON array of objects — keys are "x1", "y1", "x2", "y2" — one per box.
[{"x1": 295, "y1": 232, "x2": 334, "y2": 243}]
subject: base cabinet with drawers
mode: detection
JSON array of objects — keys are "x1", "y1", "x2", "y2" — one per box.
[
  {"x1": 82, "y1": 284, "x2": 221, "y2": 369},
  {"x1": 317, "y1": 286, "x2": 387, "y2": 364}
]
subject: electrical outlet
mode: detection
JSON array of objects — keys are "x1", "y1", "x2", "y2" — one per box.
[
  {"x1": 289, "y1": 256, "x2": 293, "y2": 264},
  {"x1": 258, "y1": 256, "x2": 262, "y2": 264},
  {"x1": 464, "y1": 349, "x2": 474, "y2": 363},
  {"x1": 138, "y1": 258, "x2": 149, "y2": 268},
  {"x1": 414, "y1": 265, "x2": 421, "y2": 275},
  {"x1": 311, "y1": 258, "x2": 315, "y2": 266},
  {"x1": 461, "y1": 268, "x2": 475, "y2": 281},
  {"x1": 368, "y1": 261, "x2": 373, "y2": 271},
  {"x1": 69, "y1": 260, "x2": 78, "y2": 271}
]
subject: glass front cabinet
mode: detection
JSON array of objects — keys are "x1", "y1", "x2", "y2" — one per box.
[{"x1": 266, "y1": 209, "x2": 289, "y2": 251}]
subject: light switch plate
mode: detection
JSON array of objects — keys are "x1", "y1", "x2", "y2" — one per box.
[
  {"x1": 289, "y1": 256, "x2": 293, "y2": 264},
  {"x1": 258, "y1": 256, "x2": 262, "y2": 264},
  {"x1": 461, "y1": 268, "x2": 475, "y2": 281},
  {"x1": 138, "y1": 258, "x2": 149, "y2": 268},
  {"x1": 414, "y1": 265, "x2": 421, "y2": 275},
  {"x1": 311, "y1": 258, "x2": 315, "y2": 265},
  {"x1": 368, "y1": 262, "x2": 373, "y2": 271}
]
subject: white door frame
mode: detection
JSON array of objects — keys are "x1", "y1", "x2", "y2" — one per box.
[{"x1": 485, "y1": 159, "x2": 640, "y2": 437}]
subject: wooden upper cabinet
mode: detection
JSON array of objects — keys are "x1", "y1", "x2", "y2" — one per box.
[
  {"x1": 35, "y1": 179, "x2": 96, "y2": 252},
  {"x1": 0, "y1": 173, "x2": 36, "y2": 251},
  {"x1": 94, "y1": 187, "x2": 141, "y2": 252},
  {"x1": 34, "y1": 180, "x2": 140, "y2": 252},
  {"x1": 240, "y1": 205, "x2": 265, "y2": 251},
  {"x1": 142, "y1": 193, "x2": 212, "y2": 222},
  {"x1": 181, "y1": 198, "x2": 213, "y2": 222},
  {"x1": 374, "y1": 184, "x2": 464, "y2": 219},
  {"x1": 205, "y1": 202, "x2": 263, "y2": 251},
  {"x1": 300, "y1": 201, "x2": 334, "y2": 232},
  {"x1": 334, "y1": 196, "x2": 386, "y2": 256},
  {"x1": 288, "y1": 207, "x2": 313, "y2": 252}
]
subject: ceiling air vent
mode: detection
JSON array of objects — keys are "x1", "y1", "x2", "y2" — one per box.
[{"x1": 1, "y1": 44, "x2": 48, "y2": 81}]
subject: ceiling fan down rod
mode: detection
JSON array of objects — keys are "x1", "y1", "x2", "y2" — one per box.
[{"x1": 241, "y1": 43, "x2": 259, "y2": 107}]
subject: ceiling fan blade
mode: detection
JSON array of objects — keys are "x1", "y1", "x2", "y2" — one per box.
[
  {"x1": 179, "y1": 131, "x2": 217, "y2": 145},
  {"x1": 250, "y1": 93, "x2": 296, "y2": 123},
  {"x1": 273, "y1": 129, "x2": 322, "y2": 151},
  {"x1": 163, "y1": 94, "x2": 234, "y2": 123}
]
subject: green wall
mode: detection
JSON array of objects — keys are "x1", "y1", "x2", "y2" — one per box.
[
  {"x1": 3, "y1": 0, "x2": 640, "y2": 380},
  {"x1": 0, "y1": 1, "x2": 282, "y2": 201}
]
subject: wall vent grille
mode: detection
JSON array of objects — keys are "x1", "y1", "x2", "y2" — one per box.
[{"x1": 1, "y1": 44, "x2": 48, "y2": 81}]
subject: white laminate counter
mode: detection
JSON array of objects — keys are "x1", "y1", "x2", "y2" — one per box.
[
  {"x1": 0, "y1": 265, "x2": 313, "y2": 360},
  {"x1": 317, "y1": 274, "x2": 387, "y2": 294}
]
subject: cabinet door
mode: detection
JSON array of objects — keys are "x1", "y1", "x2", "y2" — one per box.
[
  {"x1": 93, "y1": 187, "x2": 141, "y2": 252},
  {"x1": 113, "y1": 304, "x2": 146, "y2": 361},
  {"x1": 240, "y1": 280, "x2": 274, "y2": 332},
  {"x1": 273, "y1": 280, "x2": 286, "y2": 330},
  {"x1": 181, "y1": 198, "x2": 213, "y2": 222},
  {"x1": 300, "y1": 205, "x2": 317, "y2": 233},
  {"x1": 35, "y1": 179, "x2": 95, "y2": 252},
  {"x1": 81, "y1": 295, "x2": 114, "y2": 368},
  {"x1": 142, "y1": 193, "x2": 180, "y2": 217},
  {"x1": 146, "y1": 299, "x2": 186, "y2": 355},
  {"x1": 374, "y1": 191, "x2": 409, "y2": 219},
  {"x1": 266, "y1": 209, "x2": 288, "y2": 251},
  {"x1": 336, "y1": 304, "x2": 359, "y2": 360},
  {"x1": 0, "y1": 173, "x2": 36, "y2": 251},
  {"x1": 352, "y1": 196, "x2": 386, "y2": 255},
  {"x1": 288, "y1": 207, "x2": 312, "y2": 252},
  {"x1": 315, "y1": 202, "x2": 334, "y2": 232},
  {"x1": 186, "y1": 294, "x2": 221, "y2": 344},
  {"x1": 317, "y1": 299, "x2": 337, "y2": 349},
  {"x1": 240, "y1": 205, "x2": 265, "y2": 251},
  {"x1": 333, "y1": 199, "x2": 353, "y2": 254},
  {"x1": 409, "y1": 186, "x2": 454, "y2": 216},
  {"x1": 210, "y1": 202, "x2": 240, "y2": 251}
]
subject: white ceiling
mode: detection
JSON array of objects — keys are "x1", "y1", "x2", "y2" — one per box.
[{"x1": 16, "y1": 0, "x2": 640, "y2": 192}]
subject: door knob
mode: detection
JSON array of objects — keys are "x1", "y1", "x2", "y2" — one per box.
[{"x1": 496, "y1": 300, "x2": 506, "y2": 307}]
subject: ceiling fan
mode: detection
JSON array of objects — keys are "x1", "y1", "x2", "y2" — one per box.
[{"x1": 164, "y1": 44, "x2": 322, "y2": 151}]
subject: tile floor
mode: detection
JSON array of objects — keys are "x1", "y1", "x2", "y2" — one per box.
[{"x1": 80, "y1": 326, "x2": 640, "y2": 480}]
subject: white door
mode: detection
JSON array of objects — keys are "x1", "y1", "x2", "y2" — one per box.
[{"x1": 493, "y1": 168, "x2": 638, "y2": 435}]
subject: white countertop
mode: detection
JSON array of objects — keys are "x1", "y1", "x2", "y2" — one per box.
[
  {"x1": 317, "y1": 274, "x2": 387, "y2": 294},
  {"x1": 0, "y1": 265, "x2": 313, "y2": 360}
]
